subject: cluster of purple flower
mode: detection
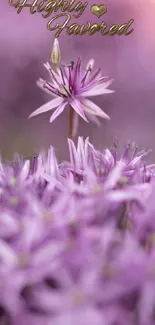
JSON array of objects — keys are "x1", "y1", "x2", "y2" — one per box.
[{"x1": 0, "y1": 137, "x2": 155, "y2": 325}]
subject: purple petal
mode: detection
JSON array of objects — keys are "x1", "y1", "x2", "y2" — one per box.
[
  {"x1": 70, "y1": 99, "x2": 89, "y2": 122},
  {"x1": 19, "y1": 160, "x2": 30, "y2": 182},
  {"x1": 86, "y1": 68, "x2": 102, "y2": 86},
  {"x1": 33, "y1": 242, "x2": 64, "y2": 266},
  {"x1": 81, "y1": 80, "x2": 114, "y2": 97},
  {"x1": 73, "y1": 57, "x2": 82, "y2": 91},
  {"x1": 68, "y1": 138, "x2": 79, "y2": 168},
  {"x1": 28, "y1": 97, "x2": 63, "y2": 118},
  {"x1": 44, "y1": 63, "x2": 62, "y2": 87},
  {"x1": 81, "y1": 98, "x2": 110, "y2": 120},
  {"x1": 85, "y1": 110, "x2": 101, "y2": 126},
  {"x1": 104, "y1": 162, "x2": 125, "y2": 190},
  {"x1": 36, "y1": 79, "x2": 55, "y2": 96},
  {"x1": 50, "y1": 101, "x2": 67, "y2": 123}
]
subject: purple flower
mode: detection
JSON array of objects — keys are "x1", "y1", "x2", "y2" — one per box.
[
  {"x1": 29, "y1": 41, "x2": 114, "y2": 135},
  {"x1": 0, "y1": 137, "x2": 155, "y2": 324},
  {"x1": 65, "y1": 137, "x2": 155, "y2": 184},
  {"x1": 4, "y1": 34, "x2": 155, "y2": 324}
]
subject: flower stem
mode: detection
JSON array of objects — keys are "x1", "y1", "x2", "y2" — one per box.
[
  {"x1": 117, "y1": 202, "x2": 131, "y2": 230},
  {"x1": 69, "y1": 106, "x2": 74, "y2": 139}
]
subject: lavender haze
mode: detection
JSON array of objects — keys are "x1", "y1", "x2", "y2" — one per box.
[
  {"x1": 0, "y1": 0, "x2": 155, "y2": 160},
  {"x1": 0, "y1": 136, "x2": 155, "y2": 325}
]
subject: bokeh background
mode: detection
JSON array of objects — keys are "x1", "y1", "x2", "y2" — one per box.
[{"x1": 1, "y1": 0, "x2": 155, "y2": 161}]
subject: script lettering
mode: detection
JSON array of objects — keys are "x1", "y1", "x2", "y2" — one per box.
[{"x1": 8, "y1": 0, "x2": 134, "y2": 37}]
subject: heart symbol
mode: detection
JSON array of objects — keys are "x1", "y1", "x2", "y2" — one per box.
[{"x1": 91, "y1": 4, "x2": 107, "y2": 18}]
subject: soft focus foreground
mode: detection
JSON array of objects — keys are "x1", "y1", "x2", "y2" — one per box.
[
  {"x1": 0, "y1": 137, "x2": 155, "y2": 325},
  {"x1": 1, "y1": 0, "x2": 155, "y2": 159}
]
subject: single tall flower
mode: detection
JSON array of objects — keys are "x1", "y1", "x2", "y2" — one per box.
[{"x1": 29, "y1": 39, "x2": 114, "y2": 138}]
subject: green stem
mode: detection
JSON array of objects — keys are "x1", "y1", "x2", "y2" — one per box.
[
  {"x1": 69, "y1": 106, "x2": 74, "y2": 139},
  {"x1": 117, "y1": 202, "x2": 128, "y2": 230},
  {"x1": 52, "y1": 64, "x2": 74, "y2": 139}
]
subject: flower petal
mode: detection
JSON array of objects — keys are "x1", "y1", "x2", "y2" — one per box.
[
  {"x1": 50, "y1": 101, "x2": 67, "y2": 123},
  {"x1": 81, "y1": 80, "x2": 114, "y2": 97},
  {"x1": 86, "y1": 59, "x2": 95, "y2": 71},
  {"x1": 44, "y1": 62, "x2": 62, "y2": 86},
  {"x1": 81, "y1": 98, "x2": 110, "y2": 120},
  {"x1": 28, "y1": 97, "x2": 63, "y2": 118},
  {"x1": 70, "y1": 99, "x2": 89, "y2": 122},
  {"x1": 86, "y1": 68, "x2": 102, "y2": 86},
  {"x1": 82, "y1": 88, "x2": 114, "y2": 97},
  {"x1": 85, "y1": 110, "x2": 101, "y2": 126},
  {"x1": 73, "y1": 57, "x2": 82, "y2": 90},
  {"x1": 36, "y1": 79, "x2": 55, "y2": 96},
  {"x1": 68, "y1": 138, "x2": 79, "y2": 168}
]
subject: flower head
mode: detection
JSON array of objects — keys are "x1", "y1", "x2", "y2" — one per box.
[{"x1": 29, "y1": 40, "x2": 114, "y2": 136}]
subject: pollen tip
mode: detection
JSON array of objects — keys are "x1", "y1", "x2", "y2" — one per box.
[{"x1": 39, "y1": 78, "x2": 46, "y2": 84}]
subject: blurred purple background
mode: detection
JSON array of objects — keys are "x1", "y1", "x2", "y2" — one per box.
[{"x1": 1, "y1": 0, "x2": 155, "y2": 161}]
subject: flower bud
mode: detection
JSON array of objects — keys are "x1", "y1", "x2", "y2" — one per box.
[{"x1": 51, "y1": 38, "x2": 61, "y2": 66}]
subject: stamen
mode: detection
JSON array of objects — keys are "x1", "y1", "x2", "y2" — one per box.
[
  {"x1": 87, "y1": 68, "x2": 101, "y2": 85},
  {"x1": 46, "y1": 81, "x2": 56, "y2": 91},
  {"x1": 67, "y1": 61, "x2": 74, "y2": 70},
  {"x1": 39, "y1": 78, "x2": 46, "y2": 87},
  {"x1": 131, "y1": 146, "x2": 138, "y2": 160},
  {"x1": 98, "y1": 76, "x2": 108, "y2": 84},
  {"x1": 59, "y1": 67, "x2": 66, "y2": 86},
  {"x1": 81, "y1": 67, "x2": 91, "y2": 86},
  {"x1": 62, "y1": 85, "x2": 71, "y2": 97},
  {"x1": 44, "y1": 82, "x2": 63, "y2": 98},
  {"x1": 68, "y1": 66, "x2": 72, "y2": 90},
  {"x1": 49, "y1": 68, "x2": 62, "y2": 88},
  {"x1": 70, "y1": 61, "x2": 75, "y2": 70},
  {"x1": 50, "y1": 67, "x2": 71, "y2": 97},
  {"x1": 121, "y1": 143, "x2": 130, "y2": 160},
  {"x1": 73, "y1": 58, "x2": 81, "y2": 87}
]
